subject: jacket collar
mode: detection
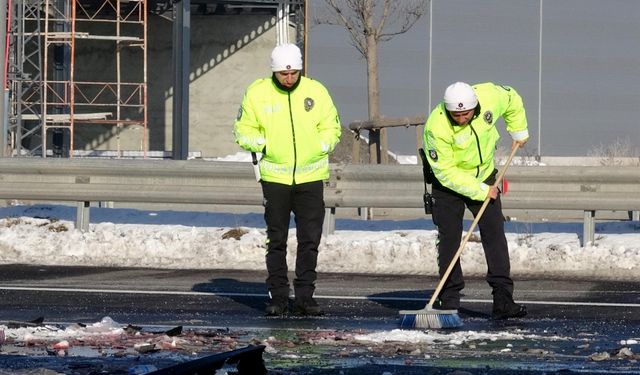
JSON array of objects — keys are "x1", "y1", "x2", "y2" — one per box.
[{"x1": 272, "y1": 73, "x2": 301, "y2": 92}]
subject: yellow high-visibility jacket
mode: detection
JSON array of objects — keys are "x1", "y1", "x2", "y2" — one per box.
[
  {"x1": 234, "y1": 76, "x2": 341, "y2": 185},
  {"x1": 423, "y1": 82, "x2": 529, "y2": 201}
]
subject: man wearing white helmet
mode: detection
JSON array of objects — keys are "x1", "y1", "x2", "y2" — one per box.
[
  {"x1": 423, "y1": 82, "x2": 529, "y2": 320},
  {"x1": 234, "y1": 43, "x2": 341, "y2": 317}
]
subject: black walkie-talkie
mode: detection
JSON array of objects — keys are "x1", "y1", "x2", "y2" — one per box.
[{"x1": 419, "y1": 148, "x2": 434, "y2": 215}]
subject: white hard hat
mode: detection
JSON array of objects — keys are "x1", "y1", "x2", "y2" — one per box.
[{"x1": 443, "y1": 82, "x2": 478, "y2": 112}]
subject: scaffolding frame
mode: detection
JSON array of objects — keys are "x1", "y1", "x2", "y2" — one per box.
[
  {"x1": 8, "y1": 0, "x2": 147, "y2": 157},
  {"x1": 6, "y1": 0, "x2": 305, "y2": 159},
  {"x1": 7, "y1": 0, "x2": 45, "y2": 156}
]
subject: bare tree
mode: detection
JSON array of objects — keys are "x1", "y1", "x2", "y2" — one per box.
[{"x1": 315, "y1": 0, "x2": 428, "y2": 163}]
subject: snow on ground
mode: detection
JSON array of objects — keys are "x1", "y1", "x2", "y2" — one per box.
[
  {"x1": 0, "y1": 204, "x2": 639, "y2": 280},
  {"x1": 353, "y1": 328, "x2": 569, "y2": 345}
]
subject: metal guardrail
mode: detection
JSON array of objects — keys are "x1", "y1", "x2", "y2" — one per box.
[{"x1": 0, "y1": 157, "x2": 638, "y2": 246}]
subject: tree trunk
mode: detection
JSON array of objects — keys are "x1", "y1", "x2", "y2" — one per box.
[
  {"x1": 352, "y1": 135, "x2": 361, "y2": 164},
  {"x1": 366, "y1": 31, "x2": 385, "y2": 164}
]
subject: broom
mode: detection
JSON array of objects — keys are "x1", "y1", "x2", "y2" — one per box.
[{"x1": 399, "y1": 144, "x2": 519, "y2": 329}]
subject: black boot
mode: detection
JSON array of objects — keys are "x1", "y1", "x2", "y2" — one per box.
[
  {"x1": 433, "y1": 297, "x2": 460, "y2": 310},
  {"x1": 293, "y1": 297, "x2": 324, "y2": 316},
  {"x1": 265, "y1": 296, "x2": 289, "y2": 316},
  {"x1": 492, "y1": 288, "x2": 527, "y2": 320}
]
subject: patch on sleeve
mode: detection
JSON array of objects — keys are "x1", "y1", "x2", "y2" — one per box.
[
  {"x1": 236, "y1": 107, "x2": 243, "y2": 121},
  {"x1": 429, "y1": 149, "x2": 438, "y2": 161}
]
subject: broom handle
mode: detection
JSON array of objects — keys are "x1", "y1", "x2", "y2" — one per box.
[{"x1": 427, "y1": 144, "x2": 519, "y2": 308}]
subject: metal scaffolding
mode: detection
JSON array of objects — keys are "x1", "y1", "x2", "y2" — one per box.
[
  {"x1": 4, "y1": 0, "x2": 303, "y2": 158},
  {"x1": 6, "y1": 0, "x2": 147, "y2": 157}
]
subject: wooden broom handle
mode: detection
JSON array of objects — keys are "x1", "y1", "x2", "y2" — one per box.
[{"x1": 427, "y1": 145, "x2": 519, "y2": 308}]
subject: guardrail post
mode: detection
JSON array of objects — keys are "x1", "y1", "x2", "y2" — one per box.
[
  {"x1": 76, "y1": 201, "x2": 90, "y2": 232},
  {"x1": 630, "y1": 211, "x2": 640, "y2": 221},
  {"x1": 323, "y1": 207, "x2": 335, "y2": 236},
  {"x1": 582, "y1": 210, "x2": 595, "y2": 247},
  {"x1": 99, "y1": 201, "x2": 114, "y2": 208}
]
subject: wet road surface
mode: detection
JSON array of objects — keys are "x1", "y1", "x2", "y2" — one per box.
[{"x1": 0, "y1": 265, "x2": 639, "y2": 374}]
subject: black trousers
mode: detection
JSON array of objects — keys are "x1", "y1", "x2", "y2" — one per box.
[
  {"x1": 431, "y1": 173, "x2": 513, "y2": 305},
  {"x1": 261, "y1": 180, "x2": 325, "y2": 300}
]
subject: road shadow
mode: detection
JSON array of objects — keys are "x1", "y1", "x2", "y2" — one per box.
[
  {"x1": 192, "y1": 277, "x2": 268, "y2": 312},
  {"x1": 191, "y1": 278, "x2": 336, "y2": 326},
  {"x1": 367, "y1": 289, "x2": 491, "y2": 319}
]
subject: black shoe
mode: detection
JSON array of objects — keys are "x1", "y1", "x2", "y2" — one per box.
[
  {"x1": 293, "y1": 297, "x2": 324, "y2": 316},
  {"x1": 492, "y1": 288, "x2": 527, "y2": 320},
  {"x1": 265, "y1": 297, "x2": 289, "y2": 316},
  {"x1": 433, "y1": 298, "x2": 459, "y2": 311}
]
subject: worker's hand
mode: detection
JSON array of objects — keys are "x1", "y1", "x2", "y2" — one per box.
[
  {"x1": 488, "y1": 186, "x2": 500, "y2": 200},
  {"x1": 512, "y1": 139, "x2": 527, "y2": 149}
]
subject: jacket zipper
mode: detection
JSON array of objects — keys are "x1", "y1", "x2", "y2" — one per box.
[
  {"x1": 469, "y1": 124, "x2": 483, "y2": 178},
  {"x1": 287, "y1": 92, "x2": 297, "y2": 185}
]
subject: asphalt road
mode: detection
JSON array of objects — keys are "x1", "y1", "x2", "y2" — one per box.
[{"x1": 1, "y1": 265, "x2": 640, "y2": 374}]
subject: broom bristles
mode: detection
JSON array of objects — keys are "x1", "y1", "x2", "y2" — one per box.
[{"x1": 399, "y1": 308, "x2": 463, "y2": 329}]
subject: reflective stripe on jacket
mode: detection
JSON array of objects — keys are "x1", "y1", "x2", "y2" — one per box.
[
  {"x1": 234, "y1": 76, "x2": 341, "y2": 185},
  {"x1": 423, "y1": 82, "x2": 529, "y2": 201}
]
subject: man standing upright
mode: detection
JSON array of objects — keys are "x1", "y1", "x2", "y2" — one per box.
[
  {"x1": 234, "y1": 43, "x2": 341, "y2": 316},
  {"x1": 424, "y1": 81, "x2": 529, "y2": 320}
]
